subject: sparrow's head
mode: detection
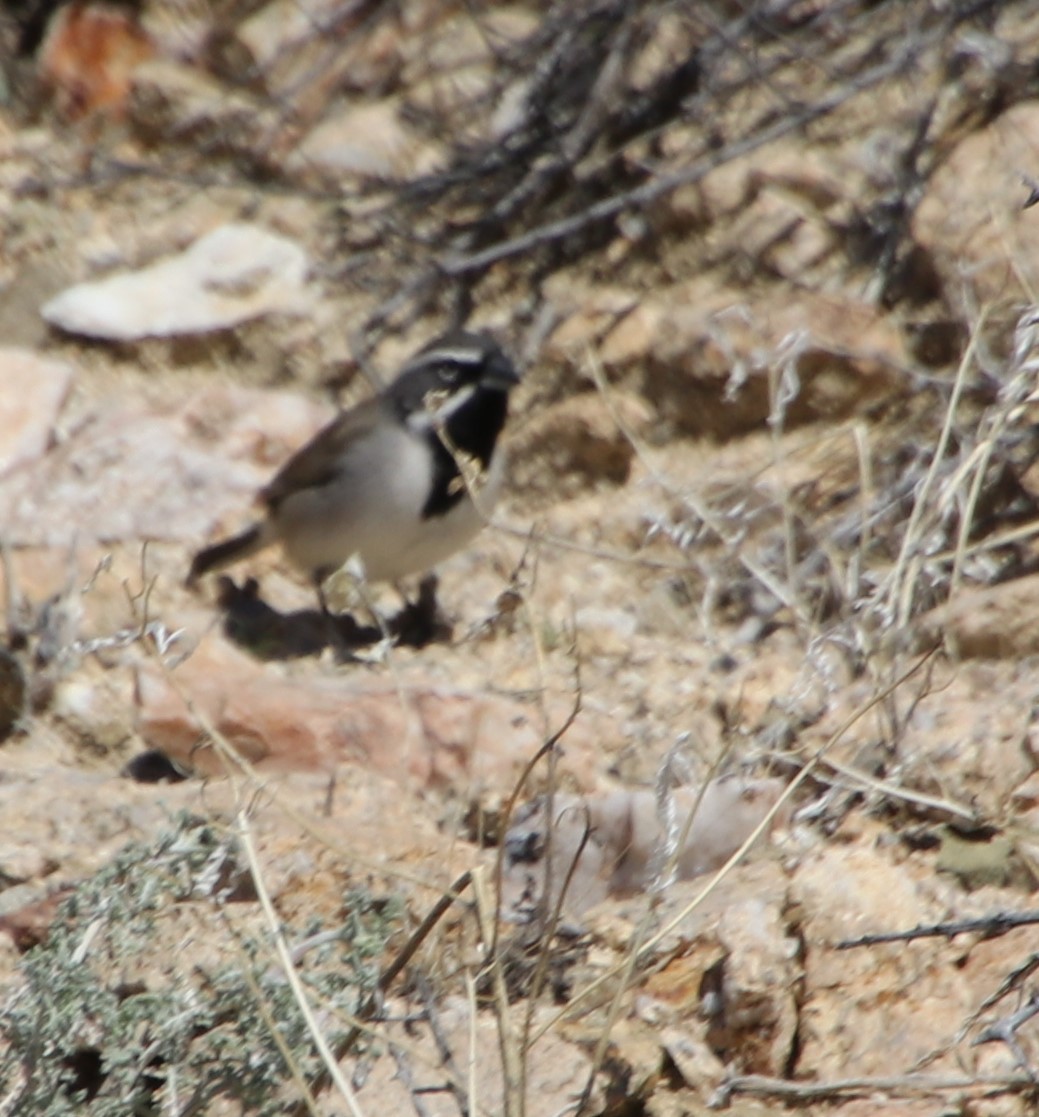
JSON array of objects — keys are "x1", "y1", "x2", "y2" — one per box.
[{"x1": 391, "y1": 331, "x2": 520, "y2": 428}]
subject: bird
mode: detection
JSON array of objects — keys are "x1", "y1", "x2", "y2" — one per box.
[{"x1": 187, "y1": 330, "x2": 521, "y2": 624}]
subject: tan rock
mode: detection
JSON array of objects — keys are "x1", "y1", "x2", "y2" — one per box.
[
  {"x1": 507, "y1": 391, "x2": 649, "y2": 508},
  {"x1": 920, "y1": 574, "x2": 1039, "y2": 659},
  {"x1": 405, "y1": 8, "x2": 538, "y2": 124},
  {"x1": 579, "y1": 861, "x2": 798, "y2": 1077},
  {"x1": 727, "y1": 188, "x2": 836, "y2": 279},
  {"x1": 914, "y1": 100, "x2": 1039, "y2": 311},
  {"x1": 53, "y1": 666, "x2": 136, "y2": 756},
  {"x1": 0, "y1": 349, "x2": 73, "y2": 478},
  {"x1": 128, "y1": 58, "x2": 274, "y2": 151},
  {"x1": 218, "y1": 0, "x2": 346, "y2": 79},
  {"x1": 599, "y1": 285, "x2": 907, "y2": 439},
  {"x1": 544, "y1": 285, "x2": 640, "y2": 363},
  {"x1": 595, "y1": 301, "x2": 667, "y2": 367}
]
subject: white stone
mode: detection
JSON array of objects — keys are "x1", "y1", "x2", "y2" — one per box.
[{"x1": 41, "y1": 223, "x2": 310, "y2": 341}]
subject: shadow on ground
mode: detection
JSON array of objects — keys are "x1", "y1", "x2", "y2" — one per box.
[{"x1": 212, "y1": 574, "x2": 452, "y2": 660}]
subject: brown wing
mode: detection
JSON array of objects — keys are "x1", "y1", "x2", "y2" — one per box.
[{"x1": 260, "y1": 397, "x2": 385, "y2": 513}]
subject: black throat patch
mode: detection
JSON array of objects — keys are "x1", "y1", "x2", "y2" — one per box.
[{"x1": 421, "y1": 389, "x2": 508, "y2": 519}]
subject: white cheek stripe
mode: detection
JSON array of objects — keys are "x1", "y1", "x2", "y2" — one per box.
[{"x1": 406, "y1": 383, "x2": 477, "y2": 431}]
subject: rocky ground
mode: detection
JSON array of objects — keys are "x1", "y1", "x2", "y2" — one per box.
[{"x1": 3, "y1": 1, "x2": 1039, "y2": 1114}]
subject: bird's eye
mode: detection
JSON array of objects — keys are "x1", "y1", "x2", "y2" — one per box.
[{"x1": 439, "y1": 365, "x2": 460, "y2": 385}]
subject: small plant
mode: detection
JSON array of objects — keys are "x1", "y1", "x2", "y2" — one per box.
[{"x1": 0, "y1": 813, "x2": 398, "y2": 1116}]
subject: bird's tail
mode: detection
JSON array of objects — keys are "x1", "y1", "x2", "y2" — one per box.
[{"x1": 186, "y1": 524, "x2": 268, "y2": 586}]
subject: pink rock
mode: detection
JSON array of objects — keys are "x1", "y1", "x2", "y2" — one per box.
[
  {"x1": 0, "y1": 349, "x2": 74, "y2": 478},
  {"x1": 0, "y1": 384, "x2": 329, "y2": 547},
  {"x1": 134, "y1": 636, "x2": 548, "y2": 793}
]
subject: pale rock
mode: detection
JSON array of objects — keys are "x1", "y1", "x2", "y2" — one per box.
[
  {"x1": 290, "y1": 99, "x2": 443, "y2": 181},
  {"x1": 134, "y1": 634, "x2": 552, "y2": 794},
  {"x1": 502, "y1": 777, "x2": 789, "y2": 917},
  {"x1": 209, "y1": 0, "x2": 458, "y2": 138},
  {"x1": 792, "y1": 841, "x2": 970, "y2": 1079},
  {"x1": 361, "y1": 997, "x2": 593, "y2": 1117},
  {"x1": 0, "y1": 844, "x2": 50, "y2": 886},
  {"x1": 658, "y1": 1028, "x2": 727, "y2": 1093},
  {"x1": 0, "y1": 349, "x2": 73, "y2": 477},
  {"x1": 0, "y1": 409, "x2": 239, "y2": 546},
  {"x1": 0, "y1": 767, "x2": 188, "y2": 884},
  {"x1": 42, "y1": 223, "x2": 310, "y2": 341},
  {"x1": 180, "y1": 383, "x2": 333, "y2": 471},
  {"x1": 141, "y1": 0, "x2": 212, "y2": 61},
  {"x1": 489, "y1": 76, "x2": 531, "y2": 139},
  {"x1": 0, "y1": 753, "x2": 478, "y2": 957},
  {"x1": 209, "y1": 0, "x2": 410, "y2": 99},
  {"x1": 963, "y1": 914, "x2": 1039, "y2": 1084},
  {"x1": 892, "y1": 660, "x2": 1036, "y2": 817},
  {"x1": 53, "y1": 671, "x2": 135, "y2": 754}
]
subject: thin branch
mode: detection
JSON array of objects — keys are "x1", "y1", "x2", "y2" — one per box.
[
  {"x1": 712, "y1": 1070, "x2": 1036, "y2": 1106},
  {"x1": 838, "y1": 910, "x2": 1039, "y2": 950}
]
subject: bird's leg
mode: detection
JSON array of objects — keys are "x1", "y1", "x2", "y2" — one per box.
[
  {"x1": 391, "y1": 573, "x2": 449, "y2": 647},
  {"x1": 316, "y1": 568, "x2": 388, "y2": 657},
  {"x1": 314, "y1": 570, "x2": 355, "y2": 661}
]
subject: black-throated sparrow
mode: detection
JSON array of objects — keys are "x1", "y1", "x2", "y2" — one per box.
[{"x1": 187, "y1": 331, "x2": 520, "y2": 611}]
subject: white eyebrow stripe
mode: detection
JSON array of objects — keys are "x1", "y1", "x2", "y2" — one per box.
[{"x1": 406, "y1": 346, "x2": 485, "y2": 369}]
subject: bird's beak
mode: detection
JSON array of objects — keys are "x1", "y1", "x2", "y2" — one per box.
[{"x1": 481, "y1": 351, "x2": 521, "y2": 391}]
